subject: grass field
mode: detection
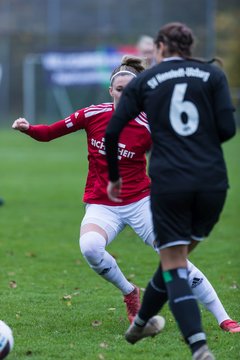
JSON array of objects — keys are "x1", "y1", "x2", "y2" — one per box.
[{"x1": 0, "y1": 128, "x2": 239, "y2": 360}]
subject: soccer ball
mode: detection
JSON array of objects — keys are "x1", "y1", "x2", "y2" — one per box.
[{"x1": 0, "y1": 321, "x2": 14, "y2": 359}]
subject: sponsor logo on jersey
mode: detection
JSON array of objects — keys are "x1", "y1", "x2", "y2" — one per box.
[{"x1": 91, "y1": 137, "x2": 135, "y2": 160}]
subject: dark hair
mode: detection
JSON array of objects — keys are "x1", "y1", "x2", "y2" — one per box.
[
  {"x1": 154, "y1": 22, "x2": 194, "y2": 58},
  {"x1": 154, "y1": 22, "x2": 223, "y2": 66},
  {"x1": 110, "y1": 55, "x2": 146, "y2": 85}
]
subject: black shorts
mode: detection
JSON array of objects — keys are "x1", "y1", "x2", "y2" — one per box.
[{"x1": 150, "y1": 190, "x2": 227, "y2": 250}]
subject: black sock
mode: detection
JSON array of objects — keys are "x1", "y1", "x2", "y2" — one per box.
[
  {"x1": 163, "y1": 268, "x2": 206, "y2": 354},
  {"x1": 135, "y1": 264, "x2": 168, "y2": 326}
]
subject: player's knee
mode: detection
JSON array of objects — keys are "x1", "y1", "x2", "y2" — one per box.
[{"x1": 79, "y1": 231, "x2": 106, "y2": 265}]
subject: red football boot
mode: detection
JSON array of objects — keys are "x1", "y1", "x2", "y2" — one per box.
[
  {"x1": 220, "y1": 319, "x2": 240, "y2": 333},
  {"x1": 123, "y1": 286, "x2": 140, "y2": 323}
]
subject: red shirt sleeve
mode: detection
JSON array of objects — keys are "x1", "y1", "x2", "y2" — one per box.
[{"x1": 24, "y1": 109, "x2": 86, "y2": 141}]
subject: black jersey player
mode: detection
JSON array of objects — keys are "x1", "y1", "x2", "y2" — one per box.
[{"x1": 105, "y1": 22, "x2": 236, "y2": 360}]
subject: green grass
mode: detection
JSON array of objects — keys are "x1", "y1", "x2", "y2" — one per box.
[{"x1": 0, "y1": 128, "x2": 239, "y2": 360}]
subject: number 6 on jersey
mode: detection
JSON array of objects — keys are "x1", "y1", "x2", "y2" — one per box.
[{"x1": 170, "y1": 83, "x2": 199, "y2": 136}]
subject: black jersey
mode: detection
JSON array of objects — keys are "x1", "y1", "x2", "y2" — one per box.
[{"x1": 105, "y1": 58, "x2": 236, "y2": 194}]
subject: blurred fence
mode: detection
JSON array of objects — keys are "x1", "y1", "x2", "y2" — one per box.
[{"x1": 0, "y1": 0, "x2": 238, "y2": 126}]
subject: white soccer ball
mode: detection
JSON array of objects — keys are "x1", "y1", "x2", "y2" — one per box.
[{"x1": 0, "y1": 321, "x2": 14, "y2": 359}]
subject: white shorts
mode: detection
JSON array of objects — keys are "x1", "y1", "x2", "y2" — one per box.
[{"x1": 81, "y1": 196, "x2": 155, "y2": 247}]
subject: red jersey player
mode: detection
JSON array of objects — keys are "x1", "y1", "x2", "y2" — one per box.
[{"x1": 12, "y1": 55, "x2": 239, "y2": 333}]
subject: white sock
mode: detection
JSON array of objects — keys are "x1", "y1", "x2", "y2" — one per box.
[
  {"x1": 187, "y1": 260, "x2": 230, "y2": 324},
  {"x1": 92, "y1": 251, "x2": 135, "y2": 295},
  {"x1": 80, "y1": 231, "x2": 134, "y2": 295}
]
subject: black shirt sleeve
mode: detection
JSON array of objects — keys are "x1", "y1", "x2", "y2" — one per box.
[
  {"x1": 105, "y1": 78, "x2": 143, "y2": 181},
  {"x1": 213, "y1": 70, "x2": 236, "y2": 142},
  {"x1": 215, "y1": 110, "x2": 236, "y2": 142}
]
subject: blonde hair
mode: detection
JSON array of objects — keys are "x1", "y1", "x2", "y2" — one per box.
[
  {"x1": 110, "y1": 55, "x2": 146, "y2": 85},
  {"x1": 137, "y1": 35, "x2": 154, "y2": 52}
]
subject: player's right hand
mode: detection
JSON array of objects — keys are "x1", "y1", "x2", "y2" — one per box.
[
  {"x1": 12, "y1": 118, "x2": 30, "y2": 131},
  {"x1": 107, "y1": 178, "x2": 123, "y2": 203}
]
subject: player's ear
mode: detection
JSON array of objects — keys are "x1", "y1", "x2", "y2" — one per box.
[{"x1": 109, "y1": 86, "x2": 113, "y2": 98}]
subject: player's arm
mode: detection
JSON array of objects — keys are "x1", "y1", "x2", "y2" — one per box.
[
  {"x1": 213, "y1": 72, "x2": 236, "y2": 143},
  {"x1": 215, "y1": 110, "x2": 236, "y2": 143},
  {"x1": 12, "y1": 112, "x2": 85, "y2": 142},
  {"x1": 105, "y1": 79, "x2": 143, "y2": 201}
]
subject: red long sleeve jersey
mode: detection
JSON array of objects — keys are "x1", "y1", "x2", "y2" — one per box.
[{"x1": 25, "y1": 103, "x2": 152, "y2": 206}]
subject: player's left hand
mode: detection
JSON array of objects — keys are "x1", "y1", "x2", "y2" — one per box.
[{"x1": 107, "y1": 178, "x2": 122, "y2": 203}]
